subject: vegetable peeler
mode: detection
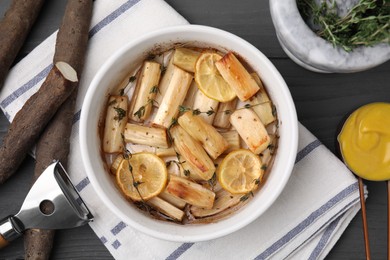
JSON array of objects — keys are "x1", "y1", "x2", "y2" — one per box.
[{"x1": 0, "y1": 161, "x2": 93, "y2": 248}]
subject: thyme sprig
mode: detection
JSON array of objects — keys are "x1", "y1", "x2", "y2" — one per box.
[
  {"x1": 120, "y1": 135, "x2": 147, "y2": 203},
  {"x1": 178, "y1": 101, "x2": 270, "y2": 117},
  {"x1": 133, "y1": 98, "x2": 158, "y2": 119},
  {"x1": 240, "y1": 191, "x2": 254, "y2": 202},
  {"x1": 297, "y1": 0, "x2": 390, "y2": 51},
  {"x1": 165, "y1": 152, "x2": 190, "y2": 177},
  {"x1": 113, "y1": 107, "x2": 126, "y2": 121}
]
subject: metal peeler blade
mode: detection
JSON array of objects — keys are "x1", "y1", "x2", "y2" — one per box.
[{"x1": 0, "y1": 161, "x2": 93, "y2": 248}]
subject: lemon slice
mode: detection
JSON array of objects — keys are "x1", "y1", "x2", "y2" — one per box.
[
  {"x1": 194, "y1": 52, "x2": 236, "y2": 102},
  {"x1": 116, "y1": 152, "x2": 168, "y2": 201},
  {"x1": 217, "y1": 149, "x2": 263, "y2": 194}
]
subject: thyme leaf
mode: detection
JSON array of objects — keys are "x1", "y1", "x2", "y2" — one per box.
[
  {"x1": 113, "y1": 107, "x2": 126, "y2": 121},
  {"x1": 179, "y1": 105, "x2": 191, "y2": 113},
  {"x1": 133, "y1": 106, "x2": 145, "y2": 119},
  {"x1": 206, "y1": 107, "x2": 215, "y2": 116},
  {"x1": 129, "y1": 75, "x2": 137, "y2": 83},
  {"x1": 240, "y1": 191, "x2": 254, "y2": 202},
  {"x1": 183, "y1": 169, "x2": 190, "y2": 177},
  {"x1": 150, "y1": 85, "x2": 160, "y2": 94},
  {"x1": 192, "y1": 109, "x2": 201, "y2": 115},
  {"x1": 133, "y1": 181, "x2": 144, "y2": 188},
  {"x1": 208, "y1": 173, "x2": 217, "y2": 188}
]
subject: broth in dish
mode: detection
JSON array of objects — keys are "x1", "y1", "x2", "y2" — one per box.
[{"x1": 100, "y1": 46, "x2": 279, "y2": 224}]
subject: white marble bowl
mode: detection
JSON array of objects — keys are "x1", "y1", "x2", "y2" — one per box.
[
  {"x1": 270, "y1": 0, "x2": 390, "y2": 73},
  {"x1": 80, "y1": 25, "x2": 298, "y2": 242}
]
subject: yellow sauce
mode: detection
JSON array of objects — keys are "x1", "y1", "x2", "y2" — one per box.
[{"x1": 338, "y1": 102, "x2": 390, "y2": 181}]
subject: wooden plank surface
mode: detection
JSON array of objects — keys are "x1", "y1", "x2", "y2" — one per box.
[{"x1": 0, "y1": 0, "x2": 389, "y2": 259}]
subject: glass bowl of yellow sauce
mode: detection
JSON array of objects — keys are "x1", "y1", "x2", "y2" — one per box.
[{"x1": 338, "y1": 102, "x2": 390, "y2": 181}]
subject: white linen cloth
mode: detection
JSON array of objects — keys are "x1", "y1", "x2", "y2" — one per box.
[{"x1": 0, "y1": 0, "x2": 362, "y2": 259}]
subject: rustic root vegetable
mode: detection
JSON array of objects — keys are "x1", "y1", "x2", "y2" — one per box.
[
  {"x1": 191, "y1": 189, "x2": 241, "y2": 217},
  {"x1": 24, "y1": 229, "x2": 55, "y2": 260},
  {"x1": 230, "y1": 109, "x2": 270, "y2": 154},
  {"x1": 159, "y1": 191, "x2": 187, "y2": 209},
  {"x1": 170, "y1": 125, "x2": 215, "y2": 181},
  {"x1": 22, "y1": 0, "x2": 93, "y2": 259},
  {"x1": 182, "y1": 81, "x2": 198, "y2": 108},
  {"x1": 147, "y1": 196, "x2": 185, "y2": 221},
  {"x1": 53, "y1": 0, "x2": 93, "y2": 73},
  {"x1": 247, "y1": 93, "x2": 275, "y2": 126},
  {"x1": 155, "y1": 147, "x2": 176, "y2": 157},
  {"x1": 247, "y1": 73, "x2": 275, "y2": 125},
  {"x1": 152, "y1": 66, "x2": 193, "y2": 128},
  {"x1": 0, "y1": 0, "x2": 45, "y2": 88},
  {"x1": 192, "y1": 84, "x2": 219, "y2": 124},
  {"x1": 0, "y1": 63, "x2": 77, "y2": 184},
  {"x1": 110, "y1": 154, "x2": 125, "y2": 175},
  {"x1": 123, "y1": 123, "x2": 169, "y2": 148},
  {"x1": 103, "y1": 95, "x2": 128, "y2": 153},
  {"x1": 129, "y1": 61, "x2": 161, "y2": 122},
  {"x1": 155, "y1": 56, "x2": 175, "y2": 106},
  {"x1": 172, "y1": 47, "x2": 200, "y2": 73},
  {"x1": 178, "y1": 111, "x2": 228, "y2": 159},
  {"x1": 24, "y1": 90, "x2": 78, "y2": 260},
  {"x1": 215, "y1": 52, "x2": 260, "y2": 101},
  {"x1": 213, "y1": 98, "x2": 237, "y2": 129},
  {"x1": 166, "y1": 175, "x2": 216, "y2": 209},
  {"x1": 220, "y1": 130, "x2": 240, "y2": 154}
]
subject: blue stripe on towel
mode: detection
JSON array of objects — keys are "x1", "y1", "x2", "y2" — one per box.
[
  {"x1": 254, "y1": 182, "x2": 358, "y2": 260},
  {"x1": 111, "y1": 221, "x2": 127, "y2": 236},
  {"x1": 295, "y1": 139, "x2": 321, "y2": 163},
  {"x1": 0, "y1": 64, "x2": 53, "y2": 109},
  {"x1": 100, "y1": 236, "x2": 108, "y2": 244},
  {"x1": 75, "y1": 177, "x2": 90, "y2": 192},
  {"x1": 308, "y1": 215, "x2": 342, "y2": 260},
  {"x1": 112, "y1": 239, "x2": 121, "y2": 249},
  {"x1": 72, "y1": 109, "x2": 81, "y2": 125},
  {"x1": 0, "y1": 0, "x2": 141, "y2": 111},
  {"x1": 166, "y1": 243, "x2": 195, "y2": 260},
  {"x1": 89, "y1": 0, "x2": 141, "y2": 38}
]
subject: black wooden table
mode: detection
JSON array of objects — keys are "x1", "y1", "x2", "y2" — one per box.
[{"x1": 0, "y1": 1, "x2": 389, "y2": 259}]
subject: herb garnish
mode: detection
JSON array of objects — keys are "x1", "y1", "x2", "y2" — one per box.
[
  {"x1": 240, "y1": 191, "x2": 254, "y2": 202},
  {"x1": 208, "y1": 173, "x2": 217, "y2": 189},
  {"x1": 133, "y1": 98, "x2": 157, "y2": 119},
  {"x1": 297, "y1": 0, "x2": 390, "y2": 51},
  {"x1": 178, "y1": 101, "x2": 269, "y2": 117},
  {"x1": 149, "y1": 85, "x2": 160, "y2": 94},
  {"x1": 113, "y1": 107, "x2": 126, "y2": 121},
  {"x1": 129, "y1": 75, "x2": 137, "y2": 83}
]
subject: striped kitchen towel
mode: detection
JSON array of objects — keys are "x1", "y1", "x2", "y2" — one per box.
[{"x1": 0, "y1": 0, "x2": 361, "y2": 259}]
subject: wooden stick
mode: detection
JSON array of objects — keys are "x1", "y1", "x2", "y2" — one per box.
[
  {"x1": 387, "y1": 180, "x2": 390, "y2": 260},
  {"x1": 0, "y1": 0, "x2": 45, "y2": 88},
  {"x1": 358, "y1": 177, "x2": 371, "y2": 260}
]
